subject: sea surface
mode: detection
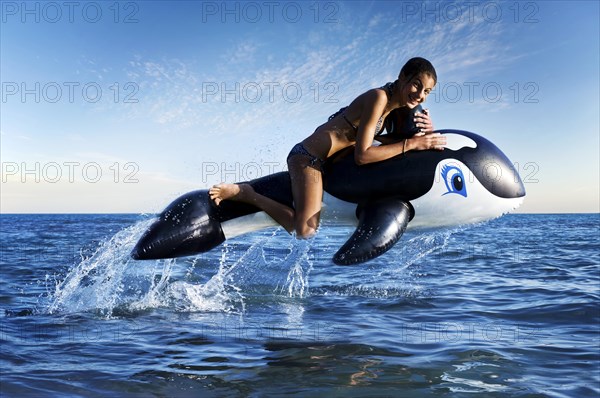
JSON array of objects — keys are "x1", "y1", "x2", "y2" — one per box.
[{"x1": 0, "y1": 213, "x2": 598, "y2": 397}]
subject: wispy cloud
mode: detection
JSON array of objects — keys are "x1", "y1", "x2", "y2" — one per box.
[
  {"x1": 119, "y1": 6, "x2": 516, "y2": 137},
  {"x1": 226, "y1": 40, "x2": 259, "y2": 65}
]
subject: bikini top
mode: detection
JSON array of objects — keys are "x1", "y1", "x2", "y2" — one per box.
[{"x1": 329, "y1": 82, "x2": 395, "y2": 136}]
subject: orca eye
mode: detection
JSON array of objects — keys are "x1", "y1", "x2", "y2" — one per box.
[
  {"x1": 441, "y1": 165, "x2": 467, "y2": 197},
  {"x1": 453, "y1": 174, "x2": 464, "y2": 191}
]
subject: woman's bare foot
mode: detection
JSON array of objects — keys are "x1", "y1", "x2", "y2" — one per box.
[{"x1": 209, "y1": 183, "x2": 253, "y2": 206}]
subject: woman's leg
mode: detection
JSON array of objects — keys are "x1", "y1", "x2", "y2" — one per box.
[
  {"x1": 287, "y1": 156, "x2": 323, "y2": 238},
  {"x1": 209, "y1": 155, "x2": 323, "y2": 238},
  {"x1": 209, "y1": 183, "x2": 296, "y2": 233}
]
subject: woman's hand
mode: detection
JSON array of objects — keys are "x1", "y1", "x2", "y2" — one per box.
[
  {"x1": 414, "y1": 108, "x2": 434, "y2": 133},
  {"x1": 408, "y1": 131, "x2": 446, "y2": 151}
]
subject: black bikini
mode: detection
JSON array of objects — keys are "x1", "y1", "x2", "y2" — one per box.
[
  {"x1": 329, "y1": 82, "x2": 394, "y2": 136},
  {"x1": 287, "y1": 142, "x2": 324, "y2": 172},
  {"x1": 287, "y1": 82, "x2": 395, "y2": 172}
]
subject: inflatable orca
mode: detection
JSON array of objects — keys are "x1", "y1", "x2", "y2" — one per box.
[{"x1": 131, "y1": 109, "x2": 525, "y2": 265}]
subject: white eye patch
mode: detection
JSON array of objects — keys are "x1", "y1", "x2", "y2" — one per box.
[{"x1": 444, "y1": 134, "x2": 477, "y2": 151}]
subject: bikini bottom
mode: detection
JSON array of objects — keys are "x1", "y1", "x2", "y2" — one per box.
[{"x1": 287, "y1": 142, "x2": 324, "y2": 172}]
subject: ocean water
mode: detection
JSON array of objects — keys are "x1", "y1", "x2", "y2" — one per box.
[{"x1": 0, "y1": 213, "x2": 598, "y2": 397}]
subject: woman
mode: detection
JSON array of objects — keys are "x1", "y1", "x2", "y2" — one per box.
[{"x1": 209, "y1": 57, "x2": 446, "y2": 238}]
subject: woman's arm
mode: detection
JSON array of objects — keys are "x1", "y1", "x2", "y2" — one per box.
[
  {"x1": 354, "y1": 93, "x2": 445, "y2": 165},
  {"x1": 374, "y1": 135, "x2": 402, "y2": 145}
]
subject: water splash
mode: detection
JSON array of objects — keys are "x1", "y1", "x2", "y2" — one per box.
[
  {"x1": 210, "y1": 231, "x2": 314, "y2": 299},
  {"x1": 379, "y1": 229, "x2": 454, "y2": 276},
  {"x1": 277, "y1": 238, "x2": 313, "y2": 298},
  {"x1": 375, "y1": 229, "x2": 454, "y2": 297},
  {"x1": 311, "y1": 229, "x2": 454, "y2": 299},
  {"x1": 45, "y1": 221, "x2": 315, "y2": 317},
  {"x1": 164, "y1": 239, "x2": 268, "y2": 313},
  {"x1": 46, "y1": 218, "x2": 159, "y2": 317},
  {"x1": 45, "y1": 220, "x2": 454, "y2": 316}
]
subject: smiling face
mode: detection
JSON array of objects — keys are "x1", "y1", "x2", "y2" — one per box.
[{"x1": 399, "y1": 72, "x2": 436, "y2": 108}]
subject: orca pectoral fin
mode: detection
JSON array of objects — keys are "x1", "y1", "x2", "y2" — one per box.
[{"x1": 333, "y1": 199, "x2": 414, "y2": 265}]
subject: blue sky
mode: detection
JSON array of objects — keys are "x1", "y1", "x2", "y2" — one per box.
[{"x1": 1, "y1": 0, "x2": 598, "y2": 213}]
